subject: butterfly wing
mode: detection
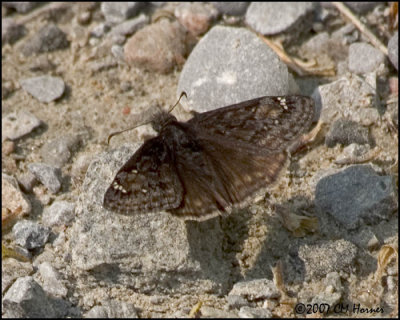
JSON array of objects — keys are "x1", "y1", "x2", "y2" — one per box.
[
  {"x1": 170, "y1": 136, "x2": 288, "y2": 220},
  {"x1": 169, "y1": 95, "x2": 315, "y2": 219},
  {"x1": 104, "y1": 95, "x2": 315, "y2": 220},
  {"x1": 199, "y1": 137, "x2": 288, "y2": 206},
  {"x1": 103, "y1": 136, "x2": 183, "y2": 214},
  {"x1": 164, "y1": 128, "x2": 233, "y2": 220},
  {"x1": 188, "y1": 95, "x2": 315, "y2": 152}
]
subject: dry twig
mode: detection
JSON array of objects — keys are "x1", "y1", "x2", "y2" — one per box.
[
  {"x1": 332, "y1": 2, "x2": 388, "y2": 56},
  {"x1": 258, "y1": 35, "x2": 336, "y2": 77}
]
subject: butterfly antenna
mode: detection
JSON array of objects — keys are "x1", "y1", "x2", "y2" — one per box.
[
  {"x1": 107, "y1": 120, "x2": 152, "y2": 145},
  {"x1": 168, "y1": 91, "x2": 187, "y2": 114},
  {"x1": 107, "y1": 92, "x2": 187, "y2": 145}
]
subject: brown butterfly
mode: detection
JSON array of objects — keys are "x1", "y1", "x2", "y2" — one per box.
[{"x1": 103, "y1": 95, "x2": 315, "y2": 221}]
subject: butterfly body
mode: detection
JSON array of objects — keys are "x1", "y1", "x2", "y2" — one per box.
[{"x1": 104, "y1": 95, "x2": 315, "y2": 221}]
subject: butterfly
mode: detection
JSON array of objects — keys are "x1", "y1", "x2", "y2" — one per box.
[{"x1": 103, "y1": 95, "x2": 315, "y2": 221}]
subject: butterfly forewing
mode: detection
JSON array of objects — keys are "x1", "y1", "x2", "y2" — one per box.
[
  {"x1": 103, "y1": 95, "x2": 315, "y2": 220},
  {"x1": 189, "y1": 95, "x2": 314, "y2": 151},
  {"x1": 103, "y1": 136, "x2": 183, "y2": 214}
]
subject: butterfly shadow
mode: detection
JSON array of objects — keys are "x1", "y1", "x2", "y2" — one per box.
[
  {"x1": 185, "y1": 208, "x2": 252, "y2": 291},
  {"x1": 238, "y1": 195, "x2": 317, "y2": 285}
]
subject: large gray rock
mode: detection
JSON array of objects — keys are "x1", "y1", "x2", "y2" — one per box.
[
  {"x1": 315, "y1": 165, "x2": 397, "y2": 230},
  {"x1": 69, "y1": 144, "x2": 231, "y2": 295},
  {"x1": 177, "y1": 26, "x2": 291, "y2": 113}
]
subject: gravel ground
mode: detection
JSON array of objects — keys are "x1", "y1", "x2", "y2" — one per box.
[{"x1": 2, "y1": 2, "x2": 398, "y2": 318}]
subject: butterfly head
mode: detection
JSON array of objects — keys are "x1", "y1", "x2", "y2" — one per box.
[{"x1": 150, "y1": 110, "x2": 177, "y2": 133}]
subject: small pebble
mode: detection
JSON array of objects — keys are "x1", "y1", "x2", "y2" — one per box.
[
  {"x1": 238, "y1": 306, "x2": 272, "y2": 318},
  {"x1": 2, "y1": 276, "x2": 67, "y2": 318},
  {"x1": 42, "y1": 201, "x2": 75, "y2": 227},
  {"x1": 38, "y1": 262, "x2": 68, "y2": 297},
  {"x1": 101, "y1": 2, "x2": 143, "y2": 24},
  {"x1": 229, "y1": 279, "x2": 280, "y2": 301},
  {"x1": 18, "y1": 172, "x2": 38, "y2": 193},
  {"x1": 175, "y1": 2, "x2": 218, "y2": 36},
  {"x1": 111, "y1": 44, "x2": 125, "y2": 61},
  {"x1": 211, "y1": 2, "x2": 249, "y2": 16},
  {"x1": 85, "y1": 300, "x2": 138, "y2": 318},
  {"x1": 325, "y1": 119, "x2": 372, "y2": 147},
  {"x1": 28, "y1": 163, "x2": 62, "y2": 194},
  {"x1": 20, "y1": 76, "x2": 65, "y2": 103},
  {"x1": 348, "y1": 42, "x2": 386, "y2": 74},
  {"x1": 227, "y1": 295, "x2": 250, "y2": 309},
  {"x1": 29, "y1": 56, "x2": 56, "y2": 73},
  {"x1": 40, "y1": 135, "x2": 82, "y2": 168},
  {"x1": 33, "y1": 185, "x2": 52, "y2": 206},
  {"x1": 12, "y1": 220, "x2": 51, "y2": 249},
  {"x1": 149, "y1": 295, "x2": 164, "y2": 304},
  {"x1": 110, "y1": 13, "x2": 149, "y2": 38},
  {"x1": 21, "y1": 23, "x2": 69, "y2": 56},
  {"x1": 2, "y1": 18, "x2": 26, "y2": 45},
  {"x1": 299, "y1": 239, "x2": 358, "y2": 278},
  {"x1": 2, "y1": 173, "x2": 32, "y2": 216},
  {"x1": 245, "y1": 2, "x2": 314, "y2": 35},
  {"x1": 2, "y1": 139, "x2": 15, "y2": 155},
  {"x1": 90, "y1": 23, "x2": 111, "y2": 38},
  {"x1": 2, "y1": 259, "x2": 33, "y2": 295},
  {"x1": 2, "y1": 111, "x2": 42, "y2": 141},
  {"x1": 124, "y1": 20, "x2": 187, "y2": 74}
]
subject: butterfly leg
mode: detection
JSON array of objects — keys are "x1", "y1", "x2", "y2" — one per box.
[{"x1": 287, "y1": 120, "x2": 324, "y2": 155}]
